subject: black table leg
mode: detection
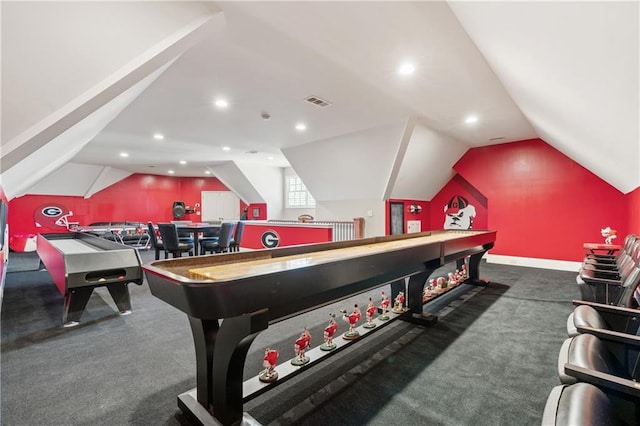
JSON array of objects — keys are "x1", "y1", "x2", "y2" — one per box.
[
  {"x1": 467, "y1": 249, "x2": 490, "y2": 285},
  {"x1": 402, "y1": 270, "x2": 438, "y2": 326},
  {"x1": 184, "y1": 309, "x2": 269, "y2": 425},
  {"x1": 193, "y1": 233, "x2": 200, "y2": 256},
  {"x1": 106, "y1": 283, "x2": 132, "y2": 313},
  {"x1": 406, "y1": 271, "x2": 432, "y2": 315},
  {"x1": 63, "y1": 287, "x2": 94, "y2": 326}
]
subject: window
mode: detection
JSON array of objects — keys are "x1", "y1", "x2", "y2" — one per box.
[{"x1": 286, "y1": 176, "x2": 316, "y2": 208}]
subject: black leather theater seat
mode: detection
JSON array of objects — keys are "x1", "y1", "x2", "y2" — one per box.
[
  {"x1": 567, "y1": 301, "x2": 640, "y2": 337},
  {"x1": 541, "y1": 383, "x2": 615, "y2": 426}
]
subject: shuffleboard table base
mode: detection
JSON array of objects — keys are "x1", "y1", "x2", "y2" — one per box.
[
  {"x1": 180, "y1": 306, "x2": 409, "y2": 426},
  {"x1": 400, "y1": 310, "x2": 439, "y2": 326},
  {"x1": 178, "y1": 390, "x2": 261, "y2": 426},
  {"x1": 143, "y1": 229, "x2": 497, "y2": 425}
]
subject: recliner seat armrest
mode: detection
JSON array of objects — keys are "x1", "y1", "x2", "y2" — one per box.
[
  {"x1": 563, "y1": 364, "x2": 640, "y2": 398},
  {"x1": 575, "y1": 326, "x2": 640, "y2": 346},
  {"x1": 572, "y1": 300, "x2": 640, "y2": 316},
  {"x1": 579, "y1": 274, "x2": 623, "y2": 286}
]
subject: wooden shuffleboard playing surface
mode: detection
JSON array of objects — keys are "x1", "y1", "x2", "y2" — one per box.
[{"x1": 187, "y1": 231, "x2": 475, "y2": 281}]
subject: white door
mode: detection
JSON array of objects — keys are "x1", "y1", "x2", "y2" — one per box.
[{"x1": 201, "y1": 191, "x2": 240, "y2": 221}]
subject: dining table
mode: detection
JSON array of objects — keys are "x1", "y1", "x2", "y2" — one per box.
[{"x1": 175, "y1": 222, "x2": 221, "y2": 256}]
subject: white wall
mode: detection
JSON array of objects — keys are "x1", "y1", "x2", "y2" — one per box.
[
  {"x1": 390, "y1": 122, "x2": 468, "y2": 200},
  {"x1": 315, "y1": 199, "x2": 385, "y2": 238},
  {"x1": 283, "y1": 121, "x2": 405, "y2": 201},
  {"x1": 236, "y1": 163, "x2": 284, "y2": 220}
]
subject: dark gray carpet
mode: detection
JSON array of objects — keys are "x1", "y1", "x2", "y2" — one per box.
[
  {"x1": 4, "y1": 251, "x2": 41, "y2": 273},
  {"x1": 1, "y1": 249, "x2": 579, "y2": 425}
]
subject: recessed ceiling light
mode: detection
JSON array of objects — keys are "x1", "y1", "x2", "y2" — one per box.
[
  {"x1": 398, "y1": 62, "x2": 416, "y2": 75},
  {"x1": 168, "y1": 170, "x2": 175, "y2": 174},
  {"x1": 267, "y1": 156, "x2": 274, "y2": 160},
  {"x1": 465, "y1": 115, "x2": 479, "y2": 124},
  {"x1": 179, "y1": 160, "x2": 187, "y2": 165},
  {"x1": 222, "y1": 146, "x2": 231, "y2": 151},
  {"x1": 295, "y1": 123, "x2": 307, "y2": 131},
  {"x1": 214, "y1": 99, "x2": 228, "y2": 108},
  {"x1": 153, "y1": 133, "x2": 164, "y2": 140},
  {"x1": 204, "y1": 170, "x2": 211, "y2": 175},
  {"x1": 119, "y1": 152, "x2": 129, "y2": 158}
]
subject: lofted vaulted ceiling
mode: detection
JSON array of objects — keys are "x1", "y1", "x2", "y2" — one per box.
[{"x1": 1, "y1": 1, "x2": 638, "y2": 202}]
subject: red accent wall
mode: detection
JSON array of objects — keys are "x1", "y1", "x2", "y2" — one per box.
[
  {"x1": 385, "y1": 199, "x2": 430, "y2": 235},
  {"x1": 0, "y1": 185, "x2": 7, "y2": 289},
  {"x1": 453, "y1": 139, "x2": 628, "y2": 261},
  {"x1": 7, "y1": 174, "x2": 237, "y2": 250},
  {"x1": 429, "y1": 174, "x2": 488, "y2": 231},
  {"x1": 242, "y1": 223, "x2": 332, "y2": 249},
  {"x1": 629, "y1": 186, "x2": 640, "y2": 235}
]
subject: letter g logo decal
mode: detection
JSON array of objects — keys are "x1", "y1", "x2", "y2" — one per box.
[{"x1": 261, "y1": 230, "x2": 280, "y2": 248}]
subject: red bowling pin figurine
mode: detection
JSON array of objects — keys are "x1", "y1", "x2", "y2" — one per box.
[
  {"x1": 259, "y1": 348, "x2": 279, "y2": 383},
  {"x1": 321, "y1": 313, "x2": 339, "y2": 351},
  {"x1": 363, "y1": 297, "x2": 377, "y2": 329},
  {"x1": 341, "y1": 304, "x2": 362, "y2": 340},
  {"x1": 292, "y1": 327, "x2": 312, "y2": 366},
  {"x1": 379, "y1": 291, "x2": 391, "y2": 321},
  {"x1": 392, "y1": 291, "x2": 405, "y2": 313}
]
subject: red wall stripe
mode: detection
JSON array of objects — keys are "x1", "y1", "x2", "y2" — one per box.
[{"x1": 628, "y1": 186, "x2": 640, "y2": 235}]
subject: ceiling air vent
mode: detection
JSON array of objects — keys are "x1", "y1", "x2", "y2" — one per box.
[
  {"x1": 488, "y1": 137, "x2": 506, "y2": 142},
  {"x1": 246, "y1": 150, "x2": 259, "y2": 154},
  {"x1": 305, "y1": 96, "x2": 331, "y2": 107}
]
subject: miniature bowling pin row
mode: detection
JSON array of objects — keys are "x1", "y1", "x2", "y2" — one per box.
[
  {"x1": 259, "y1": 290, "x2": 408, "y2": 383},
  {"x1": 423, "y1": 265, "x2": 468, "y2": 301}
]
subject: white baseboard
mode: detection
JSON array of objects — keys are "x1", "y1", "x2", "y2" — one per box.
[{"x1": 486, "y1": 254, "x2": 581, "y2": 272}]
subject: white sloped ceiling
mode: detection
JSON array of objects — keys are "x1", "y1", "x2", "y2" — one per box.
[
  {"x1": 390, "y1": 121, "x2": 469, "y2": 201},
  {"x1": 449, "y1": 1, "x2": 640, "y2": 193},
  {"x1": 1, "y1": 2, "x2": 222, "y2": 199},
  {"x1": 283, "y1": 121, "x2": 408, "y2": 202},
  {"x1": 1, "y1": 2, "x2": 637, "y2": 207},
  {"x1": 2, "y1": 1, "x2": 219, "y2": 146}
]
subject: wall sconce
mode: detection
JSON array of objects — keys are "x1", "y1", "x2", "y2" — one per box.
[{"x1": 408, "y1": 204, "x2": 422, "y2": 214}]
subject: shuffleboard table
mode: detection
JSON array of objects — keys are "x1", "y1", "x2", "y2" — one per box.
[
  {"x1": 143, "y1": 229, "x2": 496, "y2": 425},
  {"x1": 37, "y1": 232, "x2": 143, "y2": 327}
]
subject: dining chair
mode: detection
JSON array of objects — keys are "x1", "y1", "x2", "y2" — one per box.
[
  {"x1": 157, "y1": 223, "x2": 193, "y2": 258},
  {"x1": 147, "y1": 222, "x2": 165, "y2": 260},
  {"x1": 177, "y1": 228, "x2": 195, "y2": 249},
  {"x1": 229, "y1": 221, "x2": 245, "y2": 252},
  {"x1": 199, "y1": 227, "x2": 220, "y2": 246},
  {"x1": 200, "y1": 222, "x2": 234, "y2": 254}
]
